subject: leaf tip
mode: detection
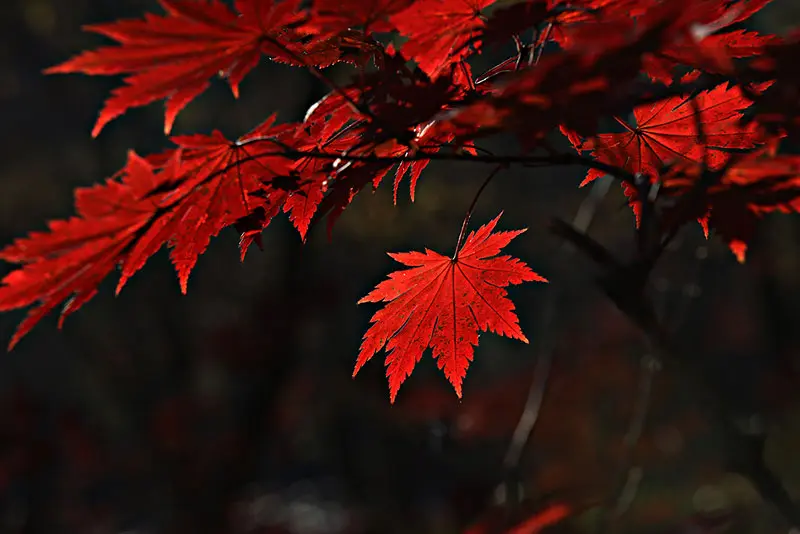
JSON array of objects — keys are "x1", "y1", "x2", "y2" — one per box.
[
  {"x1": 6, "y1": 335, "x2": 20, "y2": 352},
  {"x1": 730, "y1": 240, "x2": 747, "y2": 263},
  {"x1": 91, "y1": 122, "x2": 104, "y2": 139},
  {"x1": 297, "y1": 227, "x2": 309, "y2": 243},
  {"x1": 42, "y1": 63, "x2": 65, "y2": 75},
  {"x1": 177, "y1": 270, "x2": 190, "y2": 295},
  {"x1": 114, "y1": 277, "x2": 127, "y2": 297}
]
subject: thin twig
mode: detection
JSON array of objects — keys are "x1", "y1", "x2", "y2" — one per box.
[
  {"x1": 532, "y1": 23, "x2": 553, "y2": 66},
  {"x1": 140, "y1": 70, "x2": 773, "y2": 210},
  {"x1": 139, "y1": 140, "x2": 641, "y2": 210},
  {"x1": 608, "y1": 242, "x2": 710, "y2": 523},
  {"x1": 502, "y1": 175, "x2": 613, "y2": 518},
  {"x1": 549, "y1": 223, "x2": 800, "y2": 529},
  {"x1": 602, "y1": 99, "x2": 714, "y2": 526},
  {"x1": 602, "y1": 343, "x2": 660, "y2": 530},
  {"x1": 240, "y1": 137, "x2": 638, "y2": 182}
]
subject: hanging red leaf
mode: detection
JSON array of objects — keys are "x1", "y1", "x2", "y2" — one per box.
[{"x1": 354, "y1": 213, "x2": 546, "y2": 402}]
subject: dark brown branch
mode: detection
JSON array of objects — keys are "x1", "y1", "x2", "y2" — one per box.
[
  {"x1": 236, "y1": 140, "x2": 640, "y2": 184},
  {"x1": 140, "y1": 138, "x2": 641, "y2": 209},
  {"x1": 143, "y1": 66, "x2": 774, "y2": 213}
]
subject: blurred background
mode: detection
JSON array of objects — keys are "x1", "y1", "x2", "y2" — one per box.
[{"x1": 2, "y1": 1, "x2": 800, "y2": 533}]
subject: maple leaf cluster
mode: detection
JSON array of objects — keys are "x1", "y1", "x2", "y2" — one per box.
[{"x1": 2, "y1": 0, "x2": 800, "y2": 401}]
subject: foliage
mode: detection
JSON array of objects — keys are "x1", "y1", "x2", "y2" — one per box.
[{"x1": 1, "y1": 0, "x2": 799, "y2": 413}]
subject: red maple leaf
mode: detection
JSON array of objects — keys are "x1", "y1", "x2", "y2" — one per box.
[
  {"x1": 475, "y1": 0, "x2": 549, "y2": 50},
  {"x1": 448, "y1": 3, "x2": 711, "y2": 147},
  {"x1": 0, "y1": 152, "x2": 173, "y2": 350},
  {"x1": 659, "y1": 153, "x2": 800, "y2": 262},
  {"x1": 743, "y1": 33, "x2": 800, "y2": 138},
  {"x1": 354, "y1": 213, "x2": 546, "y2": 402},
  {"x1": 578, "y1": 82, "x2": 761, "y2": 188},
  {"x1": 0, "y1": 121, "x2": 298, "y2": 349},
  {"x1": 282, "y1": 172, "x2": 329, "y2": 240},
  {"x1": 286, "y1": 59, "x2": 476, "y2": 236},
  {"x1": 390, "y1": 0, "x2": 497, "y2": 78},
  {"x1": 134, "y1": 128, "x2": 293, "y2": 292},
  {"x1": 311, "y1": 0, "x2": 415, "y2": 36},
  {"x1": 543, "y1": 0, "x2": 659, "y2": 49},
  {"x1": 45, "y1": 0, "x2": 317, "y2": 136},
  {"x1": 643, "y1": 29, "x2": 780, "y2": 84},
  {"x1": 465, "y1": 502, "x2": 573, "y2": 534}
]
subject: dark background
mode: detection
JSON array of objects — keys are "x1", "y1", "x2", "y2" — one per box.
[{"x1": 2, "y1": 1, "x2": 800, "y2": 533}]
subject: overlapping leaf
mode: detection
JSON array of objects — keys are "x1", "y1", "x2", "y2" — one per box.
[
  {"x1": 659, "y1": 153, "x2": 800, "y2": 262},
  {"x1": 578, "y1": 82, "x2": 762, "y2": 188},
  {"x1": 310, "y1": 0, "x2": 414, "y2": 36},
  {"x1": 635, "y1": 0, "x2": 777, "y2": 83},
  {"x1": 390, "y1": 0, "x2": 497, "y2": 77},
  {"x1": 643, "y1": 29, "x2": 780, "y2": 84},
  {"x1": 742, "y1": 32, "x2": 800, "y2": 137},
  {"x1": 0, "y1": 121, "x2": 299, "y2": 349},
  {"x1": 46, "y1": 0, "x2": 319, "y2": 136},
  {"x1": 447, "y1": 1, "x2": 715, "y2": 146},
  {"x1": 0, "y1": 152, "x2": 171, "y2": 350}
]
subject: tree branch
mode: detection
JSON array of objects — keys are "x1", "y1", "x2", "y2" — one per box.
[
  {"x1": 502, "y1": 175, "x2": 613, "y2": 521},
  {"x1": 234, "y1": 140, "x2": 639, "y2": 184},
  {"x1": 548, "y1": 223, "x2": 800, "y2": 529}
]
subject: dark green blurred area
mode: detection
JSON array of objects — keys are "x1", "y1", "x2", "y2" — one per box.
[{"x1": 2, "y1": 1, "x2": 800, "y2": 533}]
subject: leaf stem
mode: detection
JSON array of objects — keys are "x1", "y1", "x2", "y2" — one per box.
[{"x1": 452, "y1": 164, "x2": 506, "y2": 258}]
